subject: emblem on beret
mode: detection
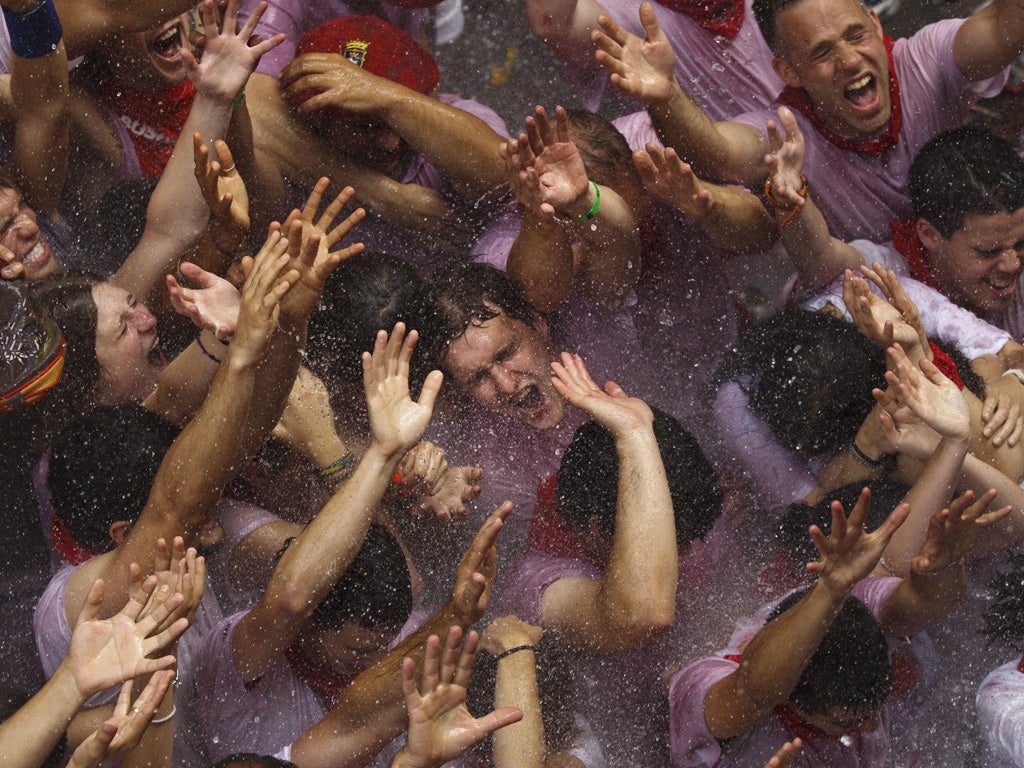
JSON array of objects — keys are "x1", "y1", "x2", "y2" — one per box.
[{"x1": 343, "y1": 39, "x2": 370, "y2": 67}]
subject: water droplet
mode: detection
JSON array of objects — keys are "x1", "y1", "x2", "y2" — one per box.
[{"x1": 840, "y1": 734, "x2": 854, "y2": 747}]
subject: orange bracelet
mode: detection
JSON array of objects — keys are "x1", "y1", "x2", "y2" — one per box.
[{"x1": 764, "y1": 173, "x2": 808, "y2": 229}]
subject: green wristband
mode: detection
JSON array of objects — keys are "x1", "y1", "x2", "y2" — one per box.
[{"x1": 572, "y1": 181, "x2": 601, "y2": 222}]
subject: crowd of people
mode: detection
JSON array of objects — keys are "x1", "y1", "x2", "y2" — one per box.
[{"x1": 4, "y1": 0, "x2": 1024, "y2": 765}]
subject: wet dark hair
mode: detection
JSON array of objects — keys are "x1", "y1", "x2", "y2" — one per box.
[
  {"x1": 563, "y1": 109, "x2": 636, "y2": 185},
  {"x1": 306, "y1": 251, "x2": 434, "y2": 389},
  {"x1": 49, "y1": 402, "x2": 180, "y2": 553},
  {"x1": 211, "y1": 755, "x2": 298, "y2": 768},
  {"x1": 424, "y1": 262, "x2": 541, "y2": 369},
  {"x1": 768, "y1": 589, "x2": 892, "y2": 714},
  {"x1": 909, "y1": 126, "x2": 1024, "y2": 239},
  {"x1": 556, "y1": 407, "x2": 722, "y2": 549},
  {"x1": 466, "y1": 632, "x2": 577, "y2": 761},
  {"x1": 0, "y1": 686, "x2": 65, "y2": 768},
  {"x1": 983, "y1": 552, "x2": 1024, "y2": 649},
  {"x1": 753, "y1": 0, "x2": 871, "y2": 55},
  {"x1": 275, "y1": 522, "x2": 412, "y2": 631},
  {"x1": 780, "y1": 479, "x2": 909, "y2": 566},
  {"x1": 717, "y1": 310, "x2": 887, "y2": 455},
  {"x1": 26, "y1": 270, "x2": 105, "y2": 405}
]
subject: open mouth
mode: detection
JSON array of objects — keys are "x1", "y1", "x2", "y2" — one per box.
[
  {"x1": 984, "y1": 274, "x2": 1019, "y2": 298},
  {"x1": 21, "y1": 240, "x2": 48, "y2": 268},
  {"x1": 511, "y1": 383, "x2": 544, "y2": 414},
  {"x1": 844, "y1": 74, "x2": 879, "y2": 110},
  {"x1": 150, "y1": 24, "x2": 183, "y2": 62},
  {"x1": 148, "y1": 339, "x2": 168, "y2": 369}
]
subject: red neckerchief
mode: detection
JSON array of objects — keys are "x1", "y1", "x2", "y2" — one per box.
[
  {"x1": 1017, "y1": 655, "x2": 1024, "y2": 674},
  {"x1": 721, "y1": 654, "x2": 840, "y2": 742},
  {"x1": 51, "y1": 513, "x2": 97, "y2": 566},
  {"x1": 284, "y1": 642, "x2": 357, "y2": 711},
  {"x1": 652, "y1": 0, "x2": 744, "y2": 39},
  {"x1": 927, "y1": 342, "x2": 965, "y2": 390},
  {"x1": 527, "y1": 474, "x2": 604, "y2": 568},
  {"x1": 889, "y1": 219, "x2": 936, "y2": 288},
  {"x1": 778, "y1": 36, "x2": 901, "y2": 158},
  {"x1": 97, "y1": 79, "x2": 195, "y2": 177}
]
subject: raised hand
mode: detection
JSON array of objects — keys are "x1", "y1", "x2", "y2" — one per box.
[
  {"x1": 362, "y1": 323, "x2": 443, "y2": 461},
  {"x1": 842, "y1": 269, "x2": 921, "y2": 353},
  {"x1": 884, "y1": 343, "x2": 971, "y2": 443},
  {"x1": 183, "y1": 0, "x2": 284, "y2": 102},
  {"x1": 167, "y1": 261, "x2": 241, "y2": 340},
  {"x1": 277, "y1": 179, "x2": 366, "y2": 327},
  {"x1": 550, "y1": 352, "x2": 653, "y2": 438},
  {"x1": 66, "y1": 671, "x2": 175, "y2": 768},
  {"x1": 194, "y1": 132, "x2": 250, "y2": 246},
  {"x1": 806, "y1": 487, "x2": 910, "y2": 595},
  {"x1": 634, "y1": 143, "x2": 714, "y2": 221},
  {"x1": 861, "y1": 263, "x2": 930, "y2": 357},
  {"x1": 64, "y1": 577, "x2": 186, "y2": 700},
  {"x1": 910, "y1": 489, "x2": 1009, "y2": 574},
  {"x1": 872, "y1": 383, "x2": 941, "y2": 462},
  {"x1": 393, "y1": 628, "x2": 523, "y2": 768},
  {"x1": 764, "y1": 106, "x2": 807, "y2": 211},
  {"x1": 511, "y1": 105, "x2": 591, "y2": 218},
  {"x1": 592, "y1": 1, "x2": 676, "y2": 103},
  {"x1": 229, "y1": 226, "x2": 295, "y2": 365},
  {"x1": 449, "y1": 502, "x2": 512, "y2": 627},
  {"x1": 412, "y1": 465, "x2": 483, "y2": 521},
  {"x1": 133, "y1": 537, "x2": 206, "y2": 635}
]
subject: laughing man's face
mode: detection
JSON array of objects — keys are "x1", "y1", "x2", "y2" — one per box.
[
  {"x1": 772, "y1": 0, "x2": 890, "y2": 138},
  {"x1": 443, "y1": 310, "x2": 565, "y2": 429},
  {"x1": 919, "y1": 208, "x2": 1024, "y2": 315}
]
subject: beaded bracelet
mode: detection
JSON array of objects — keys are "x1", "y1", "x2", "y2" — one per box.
[
  {"x1": 317, "y1": 451, "x2": 357, "y2": 478},
  {"x1": 763, "y1": 173, "x2": 808, "y2": 230},
  {"x1": 849, "y1": 440, "x2": 884, "y2": 469}
]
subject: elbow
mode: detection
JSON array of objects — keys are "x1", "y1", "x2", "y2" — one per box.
[{"x1": 610, "y1": 600, "x2": 676, "y2": 644}]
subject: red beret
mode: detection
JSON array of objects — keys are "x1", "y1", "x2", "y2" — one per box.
[{"x1": 296, "y1": 15, "x2": 439, "y2": 97}]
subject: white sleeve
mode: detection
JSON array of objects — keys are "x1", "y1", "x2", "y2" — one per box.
[{"x1": 977, "y1": 658, "x2": 1024, "y2": 767}]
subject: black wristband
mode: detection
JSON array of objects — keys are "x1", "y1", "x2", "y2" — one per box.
[{"x1": 495, "y1": 644, "x2": 538, "y2": 662}]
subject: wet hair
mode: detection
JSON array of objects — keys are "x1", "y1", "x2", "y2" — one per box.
[
  {"x1": 563, "y1": 109, "x2": 635, "y2": 184},
  {"x1": 211, "y1": 756, "x2": 298, "y2": 768},
  {"x1": 275, "y1": 523, "x2": 412, "y2": 631},
  {"x1": 26, "y1": 270, "x2": 105, "y2": 405},
  {"x1": 49, "y1": 402, "x2": 180, "y2": 553},
  {"x1": 768, "y1": 588, "x2": 893, "y2": 714},
  {"x1": 556, "y1": 408, "x2": 722, "y2": 549},
  {"x1": 424, "y1": 262, "x2": 541, "y2": 369},
  {"x1": 75, "y1": 179, "x2": 155, "y2": 273},
  {"x1": 779, "y1": 479, "x2": 909, "y2": 566},
  {"x1": 305, "y1": 252, "x2": 434, "y2": 388},
  {"x1": 983, "y1": 552, "x2": 1024, "y2": 649},
  {"x1": 909, "y1": 126, "x2": 1024, "y2": 239},
  {"x1": 0, "y1": 686, "x2": 65, "y2": 768},
  {"x1": 717, "y1": 310, "x2": 887, "y2": 455},
  {"x1": 466, "y1": 632, "x2": 577, "y2": 761},
  {"x1": 753, "y1": 0, "x2": 872, "y2": 55}
]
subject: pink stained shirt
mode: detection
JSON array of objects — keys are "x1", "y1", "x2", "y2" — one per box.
[{"x1": 732, "y1": 19, "x2": 1007, "y2": 243}]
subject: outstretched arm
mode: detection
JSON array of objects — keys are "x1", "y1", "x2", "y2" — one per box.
[
  {"x1": 289, "y1": 503, "x2": 513, "y2": 768},
  {"x1": 539, "y1": 353, "x2": 677, "y2": 654},
  {"x1": 953, "y1": 0, "x2": 1024, "y2": 82},
  {"x1": 505, "y1": 105, "x2": 641, "y2": 311},
  {"x1": 635, "y1": 143, "x2": 775, "y2": 254},
  {"x1": 111, "y1": 0, "x2": 282, "y2": 303},
  {"x1": 0, "y1": 577, "x2": 185, "y2": 768},
  {"x1": 231, "y1": 324, "x2": 442, "y2": 684},
  {"x1": 592, "y1": 2, "x2": 766, "y2": 182},
  {"x1": 3, "y1": 0, "x2": 68, "y2": 220},
  {"x1": 702, "y1": 489, "x2": 909, "y2": 739},
  {"x1": 881, "y1": 489, "x2": 1009, "y2": 637},
  {"x1": 763, "y1": 107, "x2": 863, "y2": 288}
]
